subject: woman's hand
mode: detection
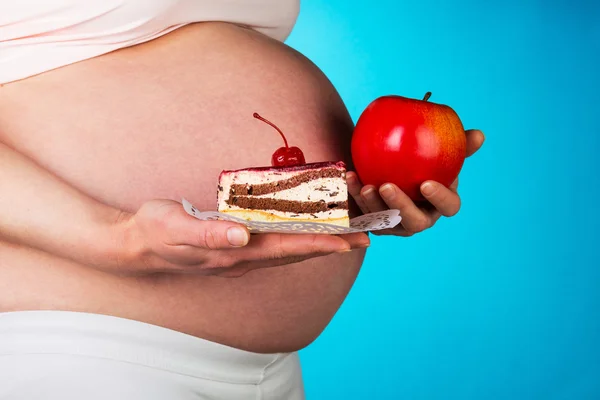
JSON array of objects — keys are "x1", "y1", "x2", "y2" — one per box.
[
  {"x1": 115, "y1": 200, "x2": 370, "y2": 277},
  {"x1": 346, "y1": 129, "x2": 485, "y2": 237}
]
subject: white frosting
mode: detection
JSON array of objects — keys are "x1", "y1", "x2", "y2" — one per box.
[
  {"x1": 221, "y1": 169, "x2": 306, "y2": 185},
  {"x1": 254, "y1": 177, "x2": 346, "y2": 202}
]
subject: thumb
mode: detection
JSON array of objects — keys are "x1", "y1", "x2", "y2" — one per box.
[
  {"x1": 174, "y1": 218, "x2": 251, "y2": 250},
  {"x1": 141, "y1": 200, "x2": 251, "y2": 249}
]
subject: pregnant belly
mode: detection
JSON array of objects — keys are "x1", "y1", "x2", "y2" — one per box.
[{"x1": 0, "y1": 23, "x2": 366, "y2": 353}]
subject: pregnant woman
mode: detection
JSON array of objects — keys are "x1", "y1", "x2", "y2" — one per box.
[{"x1": 0, "y1": 1, "x2": 484, "y2": 399}]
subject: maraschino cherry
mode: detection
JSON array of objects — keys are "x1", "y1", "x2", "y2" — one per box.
[{"x1": 253, "y1": 112, "x2": 306, "y2": 167}]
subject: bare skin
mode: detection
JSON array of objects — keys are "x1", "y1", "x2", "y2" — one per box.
[
  {"x1": 0, "y1": 22, "x2": 484, "y2": 354},
  {"x1": 0, "y1": 23, "x2": 369, "y2": 353}
]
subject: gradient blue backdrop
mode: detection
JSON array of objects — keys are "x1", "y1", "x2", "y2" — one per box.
[{"x1": 285, "y1": 1, "x2": 600, "y2": 399}]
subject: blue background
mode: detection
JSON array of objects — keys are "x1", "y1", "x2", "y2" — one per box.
[{"x1": 286, "y1": 1, "x2": 600, "y2": 399}]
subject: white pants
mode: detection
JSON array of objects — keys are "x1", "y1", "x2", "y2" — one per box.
[{"x1": 0, "y1": 311, "x2": 305, "y2": 400}]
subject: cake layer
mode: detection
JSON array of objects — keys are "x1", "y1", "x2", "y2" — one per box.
[
  {"x1": 227, "y1": 168, "x2": 344, "y2": 196},
  {"x1": 220, "y1": 209, "x2": 350, "y2": 227},
  {"x1": 226, "y1": 197, "x2": 348, "y2": 213},
  {"x1": 219, "y1": 161, "x2": 346, "y2": 175},
  {"x1": 243, "y1": 177, "x2": 346, "y2": 203},
  {"x1": 217, "y1": 161, "x2": 349, "y2": 227}
]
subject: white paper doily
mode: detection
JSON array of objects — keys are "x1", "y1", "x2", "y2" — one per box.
[{"x1": 182, "y1": 198, "x2": 401, "y2": 234}]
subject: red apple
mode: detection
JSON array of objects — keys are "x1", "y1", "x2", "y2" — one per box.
[{"x1": 351, "y1": 92, "x2": 467, "y2": 202}]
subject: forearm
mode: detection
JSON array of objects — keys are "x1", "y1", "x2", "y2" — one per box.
[{"x1": 0, "y1": 142, "x2": 124, "y2": 268}]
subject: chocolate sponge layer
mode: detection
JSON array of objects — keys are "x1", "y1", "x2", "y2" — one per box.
[
  {"x1": 229, "y1": 167, "x2": 344, "y2": 196},
  {"x1": 226, "y1": 197, "x2": 348, "y2": 213}
]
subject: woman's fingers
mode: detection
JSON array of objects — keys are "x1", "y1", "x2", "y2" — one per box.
[
  {"x1": 338, "y1": 232, "x2": 371, "y2": 249},
  {"x1": 349, "y1": 171, "x2": 395, "y2": 214},
  {"x1": 420, "y1": 181, "x2": 461, "y2": 217},
  {"x1": 377, "y1": 183, "x2": 432, "y2": 234},
  {"x1": 138, "y1": 199, "x2": 251, "y2": 249},
  {"x1": 465, "y1": 129, "x2": 485, "y2": 157},
  {"x1": 229, "y1": 231, "x2": 356, "y2": 262},
  {"x1": 168, "y1": 217, "x2": 251, "y2": 249},
  {"x1": 360, "y1": 185, "x2": 389, "y2": 213},
  {"x1": 450, "y1": 176, "x2": 459, "y2": 191},
  {"x1": 214, "y1": 236, "x2": 369, "y2": 278},
  {"x1": 163, "y1": 231, "x2": 369, "y2": 272},
  {"x1": 346, "y1": 171, "x2": 370, "y2": 213}
]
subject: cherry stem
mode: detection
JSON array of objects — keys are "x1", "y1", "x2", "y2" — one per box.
[
  {"x1": 423, "y1": 92, "x2": 432, "y2": 102},
  {"x1": 253, "y1": 112, "x2": 289, "y2": 149}
]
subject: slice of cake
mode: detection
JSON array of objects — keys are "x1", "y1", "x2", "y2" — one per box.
[{"x1": 217, "y1": 161, "x2": 349, "y2": 227}]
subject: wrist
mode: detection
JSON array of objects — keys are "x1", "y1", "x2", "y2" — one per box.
[{"x1": 107, "y1": 210, "x2": 146, "y2": 274}]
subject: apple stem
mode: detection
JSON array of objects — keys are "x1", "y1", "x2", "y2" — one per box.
[
  {"x1": 253, "y1": 112, "x2": 289, "y2": 149},
  {"x1": 423, "y1": 92, "x2": 432, "y2": 102}
]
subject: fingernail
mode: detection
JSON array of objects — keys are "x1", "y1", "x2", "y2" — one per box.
[
  {"x1": 337, "y1": 248, "x2": 353, "y2": 253},
  {"x1": 380, "y1": 184, "x2": 395, "y2": 199},
  {"x1": 227, "y1": 227, "x2": 249, "y2": 247},
  {"x1": 421, "y1": 182, "x2": 436, "y2": 197},
  {"x1": 362, "y1": 187, "x2": 375, "y2": 197}
]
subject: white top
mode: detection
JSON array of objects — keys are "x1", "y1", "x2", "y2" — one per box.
[{"x1": 0, "y1": 0, "x2": 300, "y2": 84}]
